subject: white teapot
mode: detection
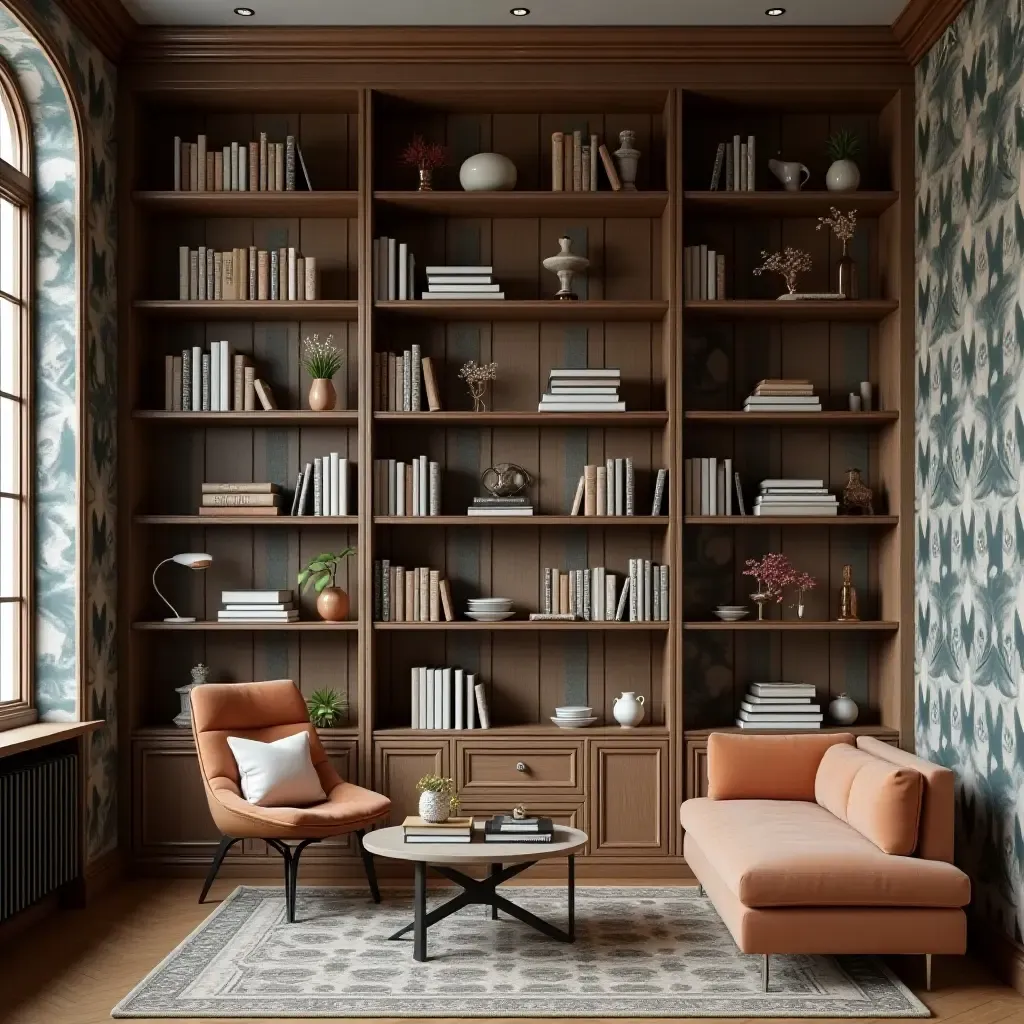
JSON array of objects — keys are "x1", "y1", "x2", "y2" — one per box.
[
  {"x1": 768, "y1": 158, "x2": 810, "y2": 192},
  {"x1": 613, "y1": 691, "x2": 645, "y2": 728}
]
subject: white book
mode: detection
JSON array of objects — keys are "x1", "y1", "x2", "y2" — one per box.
[
  {"x1": 426, "y1": 283, "x2": 502, "y2": 292},
  {"x1": 328, "y1": 452, "x2": 340, "y2": 516},
  {"x1": 724, "y1": 458, "x2": 732, "y2": 515},
  {"x1": 761, "y1": 478, "x2": 825, "y2": 488},
  {"x1": 736, "y1": 720, "x2": 821, "y2": 730},
  {"x1": 605, "y1": 458, "x2": 615, "y2": 515},
  {"x1": 745, "y1": 395, "x2": 820, "y2": 405},
  {"x1": 191, "y1": 345, "x2": 202, "y2": 412},
  {"x1": 755, "y1": 505, "x2": 838, "y2": 516},
  {"x1": 411, "y1": 668, "x2": 420, "y2": 729},
  {"x1": 756, "y1": 495, "x2": 837, "y2": 503},
  {"x1": 442, "y1": 668, "x2": 453, "y2": 730},
  {"x1": 538, "y1": 402, "x2": 626, "y2": 412},
  {"x1": 744, "y1": 403, "x2": 821, "y2": 412},
  {"x1": 420, "y1": 291, "x2": 505, "y2": 300},
  {"x1": 418, "y1": 668, "x2": 428, "y2": 728},
  {"x1": 411, "y1": 458, "x2": 420, "y2": 518},
  {"x1": 738, "y1": 710, "x2": 824, "y2": 723},
  {"x1": 387, "y1": 238, "x2": 397, "y2": 301},
  {"x1": 223, "y1": 602, "x2": 294, "y2": 612},
  {"x1": 614, "y1": 458, "x2": 625, "y2": 515},
  {"x1": 615, "y1": 577, "x2": 630, "y2": 621},
  {"x1": 549, "y1": 385, "x2": 620, "y2": 394},
  {"x1": 644, "y1": 560, "x2": 652, "y2": 623},
  {"x1": 217, "y1": 611, "x2": 298, "y2": 620},
  {"x1": 740, "y1": 700, "x2": 821, "y2": 714},
  {"x1": 238, "y1": 145, "x2": 247, "y2": 192},
  {"x1": 420, "y1": 455, "x2": 429, "y2": 517},
  {"x1": 750, "y1": 683, "x2": 817, "y2": 697},
  {"x1": 425, "y1": 669, "x2": 435, "y2": 729},
  {"x1": 339, "y1": 458, "x2": 348, "y2": 515},
  {"x1": 288, "y1": 247, "x2": 297, "y2": 301},
  {"x1": 549, "y1": 368, "x2": 620, "y2": 378},
  {"x1": 466, "y1": 673, "x2": 476, "y2": 729},
  {"x1": 540, "y1": 393, "x2": 621, "y2": 404},
  {"x1": 660, "y1": 565, "x2": 669, "y2": 621},
  {"x1": 699, "y1": 458, "x2": 709, "y2": 515},
  {"x1": 708, "y1": 457, "x2": 718, "y2": 516},
  {"x1": 220, "y1": 340, "x2": 230, "y2": 412},
  {"x1": 427, "y1": 275, "x2": 494, "y2": 285},
  {"x1": 474, "y1": 680, "x2": 490, "y2": 729},
  {"x1": 743, "y1": 694, "x2": 813, "y2": 705},
  {"x1": 210, "y1": 341, "x2": 221, "y2": 412},
  {"x1": 398, "y1": 242, "x2": 408, "y2": 300},
  {"x1": 628, "y1": 559, "x2": 637, "y2": 621},
  {"x1": 605, "y1": 573, "x2": 616, "y2": 621},
  {"x1": 761, "y1": 487, "x2": 832, "y2": 495},
  {"x1": 434, "y1": 666, "x2": 443, "y2": 725},
  {"x1": 424, "y1": 265, "x2": 494, "y2": 275},
  {"x1": 454, "y1": 669, "x2": 465, "y2": 730},
  {"x1": 230, "y1": 141, "x2": 239, "y2": 190},
  {"x1": 397, "y1": 462, "x2": 406, "y2": 516}
]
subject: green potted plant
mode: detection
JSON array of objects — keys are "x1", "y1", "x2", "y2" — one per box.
[
  {"x1": 416, "y1": 774, "x2": 459, "y2": 823},
  {"x1": 825, "y1": 129, "x2": 861, "y2": 192},
  {"x1": 306, "y1": 687, "x2": 348, "y2": 728},
  {"x1": 301, "y1": 333, "x2": 345, "y2": 411},
  {"x1": 298, "y1": 548, "x2": 356, "y2": 621}
]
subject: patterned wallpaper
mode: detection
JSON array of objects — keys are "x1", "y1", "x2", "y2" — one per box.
[
  {"x1": 915, "y1": 0, "x2": 1024, "y2": 941},
  {"x1": 0, "y1": 0, "x2": 116, "y2": 862}
]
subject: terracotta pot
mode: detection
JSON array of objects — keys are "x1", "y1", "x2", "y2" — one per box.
[
  {"x1": 316, "y1": 586, "x2": 349, "y2": 622},
  {"x1": 308, "y1": 378, "x2": 337, "y2": 412}
]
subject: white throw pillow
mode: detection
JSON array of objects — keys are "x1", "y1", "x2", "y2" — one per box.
[{"x1": 226, "y1": 731, "x2": 327, "y2": 807}]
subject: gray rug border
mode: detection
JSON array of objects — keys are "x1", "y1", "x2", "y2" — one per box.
[{"x1": 111, "y1": 885, "x2": 931, "y2": 1019}]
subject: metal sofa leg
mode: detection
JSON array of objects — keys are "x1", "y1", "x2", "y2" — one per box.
[
  {"x1": 199, "y1": 836, "x2": 241, "y2": 904},
  {"x1": 355, "y1": 829, "x2": 381, "y2": 903},
  {"x1": 762, "y1": 954, "x2": 769, "y2": 993},
  {"x1": 925, "y1": 953, "x2": 932, "y2": 992},
  {"x1": 698, "y1": 883, "x2": 706, "y2": 898}
]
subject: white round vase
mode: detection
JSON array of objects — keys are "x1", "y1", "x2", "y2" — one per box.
[
  {"x1": 613, "y1": 691, "x2": 645, "y2": 728},
  {"x1": 826, "y1": 159, "x2": 860, "y2": 192},
  {"x1": 459, "y1": 152, "x2": 517, "y2": 192},
  {"x1": 829, "y1": 693, "x2": 859, "y2": 725},
  {"x1": 418, "y1": 790, "x2": 450, "y2": 823}
]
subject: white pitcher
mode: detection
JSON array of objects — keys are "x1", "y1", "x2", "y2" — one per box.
[
  {"x1": 613, "y1": 691, "x2": 645, "y2": 728},
  {"x1": 768, "y1": 158, "x2": 810, "y2": 192}
]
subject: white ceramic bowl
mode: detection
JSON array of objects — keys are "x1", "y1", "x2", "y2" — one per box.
[
  {"x1": 713, "y1": 608, "x2": 750, "y2": 621},
  {"x1": 554, "y1": 706, "x2": 593, "y2": 718},
  {"x1": 551, "y1": 716, "x2": 598, "y2": 729},
  {"x1": 465, "y1": 611, "x2": 515, "y2": 622},
  {"x1": 468, "y1": 598, "x2": 513, "y2": 606}
]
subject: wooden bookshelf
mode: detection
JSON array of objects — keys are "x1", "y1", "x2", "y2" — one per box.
[
  {"x1": 133, "y1": 410, "x2": 360, "y2": 426},
  {"x1": 684, "y1": 410, "x2": 898, "y2": 426},
  {"x1": 683, "y1": 620, "x2": 900, "y2": 632},
  {"x1": 132, "y1": 190, "x2": 361, "y2": 217},
  {"x1": 374, "y1": 299, "x2": 668, "y2": 322},
  {"x1": 683, "y1": 190, "x2": 898, "y2": 216},
  {"x1": 684, "y1": 515, "x2": 898, "y2": 527},
  {"x1": 133, "y1": 300, "x2": 360, "y2": 321},
  {"x1": 375, "y1": 190, "x2": 670, "y2": 217},
  {"x1": 683, "y1": 299, "x2": 899, "y2": 321},
  {"x1": 375, "y1": 516, "x2": 670, "y2": 527}
]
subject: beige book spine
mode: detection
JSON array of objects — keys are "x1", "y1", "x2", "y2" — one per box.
[
  {"x1": 171, "y1": 356, "x2": 182, "y2": 411},
  {"x1": 563, "y1": 132, "x2": 574, "y2": 192},
  {"x1": 304, "y1": 256, "x2": 317, "y2": 300},
  {"x1": 559, "y1": 574, "x2": 570, "y2": 614},
  {"x1": 206, "y1": 249, "x2": 214, "y2": 301},
  {"x1": 201, "y1": 492, "x2": 279, "y2": 507},
  {"x1": 278, "y1": 247, "x2": 287, "y2": 300},
  {"x1": 238, "y1": 247, "x2": 248, "y2": 301},
  {"x1": 288, "y1": 247, "x2": 297, "y2": 301},
  {"x1": 213, "y1": 252, "x2": 223, "y2": 300},
  {"x1": 223, "y1": 251, "x2": 235, "y2": 301},
  {"x1": 429, "y1": 569, "x2": 440, "y2": 622},
  {"x1": 257, "y1": 250, "x2": 269, "y2": 300},
  {"x1": 248, "y1": 246, "x2": 257, "y2": 300},
  {"x1": 599, "y1": 144, "x2": 622, "y2": 191},
  {"x1": 551, "y1": 131, "x2": 564, "y2": 191},
  {"x1": 178, "y1": 246, "x2": 189, "y2": 300},
  {"x1": 189, "y1": 251, "x2": 198, "y2": 300},
  {"x1": 581, "y1": 145, "x2": 591, "y2": 192},
  {"x1": 421, "y1": 356, "x2": 441, "y2": 411},
  {"x1": 206, "y1": 152, "x2": 215, "y2": 191},
  {"x1": 196, "y1": 135, "x2": 207, "y2": 191},
  {"x1": 180, "y1": 142, "x2": 190, "y2": 191},
  {"x1": 259, "y1": 132, "x2": 268, "y2": 191},
  {"x1": 164, "y1": 355, "x2": 174, "y2": 410},
  {"x1": 248, "y1": 141, "x2": 259, "y2": 191},
  {"x1": 405, "y1": 570, "x2": 415, "y2": 623},
  {"x1": 253, "y1": 379, "x2": 277, "y2": 410},
  {"x1": 267, "y1": 148, "x2": 276, "y2": 191},
  {"x1": 275, "y1": 143, "x2": 285, "y2": 192},
  {"x1": 296, "y1": 258, "x2": 305, "y2": 301},
  {"x1": 197, "y1": 246, "x2": 207, "y2": 300},
  {"x1": 590, "y1": 133, "x2": 599, "y2": 190},
  {"x1": 583, "y1": 463, "x2": 597, "y2": 516},
  {"x1": 572, "y1": 130, "x2": 582, "y2": 191},
  {"x1": 438, "y1": 578, "x2": 453, "y2": 621},
  {"x1": 243, "y1": 365, "x2": 255, "y2": 411},
  {"x1": 596, "y1": 465, "x2": 607, "y2": 516},
  {"x1": 418, "y1": 567, "x2": 429, "y2": 623},
  {"x1": 233, "y1": 354, "x2": 245, "y2": 411},
  {"x1": 189, "y1": 143, "x2": 199, "y2": 193},
  {"x1": 214, "y1": 151, "x2": 223, "y2": 191}
]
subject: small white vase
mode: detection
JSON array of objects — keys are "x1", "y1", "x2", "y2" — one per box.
[
  {"x1": 418, "y1": 790, "x2": 450, "y2": 823},
  {"x1": 613, "y1": 691, "x2": 645, "y2": 728},
  {"x1": 829, "y1": 693, "x2": 859, "y2": 725},
  {"x1": 826, "y1": 159, "x2": 860, "y2": 192},
  {"x1": 459, "y1": 152, "x2": 517, "y2": 192}
]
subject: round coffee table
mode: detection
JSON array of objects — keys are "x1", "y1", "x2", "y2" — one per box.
[{"x1": 362, "y1": 824, "x2": 587, "y2": 962}]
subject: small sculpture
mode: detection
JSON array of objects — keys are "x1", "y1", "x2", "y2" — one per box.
[
  {"x1": 481, "y1": 463, "x2": 531, "y2": 497},
  {"x1": 458, "y1": 360, "x2": 498, "y2": 412},
  {"x1": 512, "y1": 804, "x2": 528, "y2": 820},
  {"x1": 401, "y1": 134, "x2": 447, "y2": 191},
  {"x1": 753, "y1": 247, "x2": 813, "y2": 297},
  {"x1": 614, "y1": 130, "x2": 641, "y2": 190},
  {"x1": 838, "y1": 564, "x2": 859, "y2": 621},
  {"x1": 174, "y1": 663, "x2": 210, "y2": 728},
  {"x1": 840, "y1": 468, "x2": 874, "y2": 515},
  {"x1": 542, "y1": 235, "x2": 590, "y2": 300},
  {"x1": 817, "y1": 206, "x2": 859, "y2": 299}
]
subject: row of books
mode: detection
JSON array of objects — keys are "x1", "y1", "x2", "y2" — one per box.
[
  {"x1": 685, "y1": 458, "x2": 744, "y2": 517},
  {"x1": 217, "y1": 589, "x2": 297, "y2": 623},
  {"x1": 541, "y1": 562, "x2": 669, "y2": 622},
  {"x1": 735, "y1": 682, "x2": 822, "y2": 729},
  {"x1": 754, "y1": 479, "x2": 837, "y2": 517},
  {"x1": 709, "y1": 135, "x2": 757, "y2": 192},
  {"x1": 684, "y1": 245, "x2": 726, "y2": 301},
  {"x1": 370, "y1": 457, "x2": 441, "y2": 517},
  {"x1": 173, "y1": 134, "x2": 310, "y2": 193},
  {"x1": 402, "y1": 815, "x2": 555, "y2": 844},
  {"x1": 425, "y1": 266, "x2": 504, "y2": 301},
  {"x1": 408, "y1": 667, "x2": 489, "y2": 730},
  {"x1": 745, "y1": 379, "x2": 822, "y2": 413},
  {"x1": 539, "y1": 367, "x2": 623, "y2": 413},
  {"x1": 550, "y1": 131, "x2": 622, "y2": 192},
  {"x1": 372, "y1": 347, "x2": 442, "y2": 411},
  {"x1": 177, "y1": 246, "x2": 318, "y2": 302},
  {"x1": 372, "y1": 562, "x2": 455, "y2": 622},
  {"x1": 291, "y1": 457, "x2": 353, "y2": 517},
  {"x1": 165, "y1": 345, "x2": 275, "y2": 413},
  {"x1": 372, "y1": 236, "x2": 415, "y2": 300}
]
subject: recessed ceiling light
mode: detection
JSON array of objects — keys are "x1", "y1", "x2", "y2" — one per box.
[
  {"x1": 765, "y1": 7, "x2": 786, "y2": 15},
  {"x1": 234, "y1": 6, "x2": 255, "y2": 15},
  {"x1": 510, "y1": 7, "x2": 530, "y2": 15}
]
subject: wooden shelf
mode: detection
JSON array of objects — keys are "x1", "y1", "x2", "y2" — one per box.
[
  {"x1": 375, "y1": 411, "x2": 668, "y2": 426},
  {"x1": 133, "y1": 300, "x2": 359, "y2": 321},
  {"x1": 132, "y1": 190, "x2": 359, "y2": 217},
  {"x1": 684, "y1": 725, "x2": 899, "y2": 739},
  {"x1": 374, "y1": 515, "x2": 669, "y2": 526},
  {"x1": 684, "y1": 299, "x2": 898, "y2": 321},
  {"x1": 132, "y1": 621, "x2": 359, "y2": 631},
  {"x1": 375, "y1": 300, "x2": 668, "y2": 322},
  {"x1": 685, "y1": 515, "x2": 898, "y2": 527},
  {"x1": 133, "y1": 410, "x2": 359, "y2": 426},
  {"x1": 374, "y1": 621, "x2": 670, "y2": 631},
  {"x1": 135, "y1": 515, "x2": 358, "y2": 526},
  {"x1": 374, "y1": 190, "x2": 669, "y2": 217},
  {"x1": 685, "y1": 410, "x2": 897, "y2": 427},
  {"x1": 684, "y1": 620, "x2": 898, "y2": 632},
  {"x1": 374, "y1": 724, "x2": 671, "y2": 738},
  {"x1": 683, "y1": 190, "x2": 898, "y2": 216}
]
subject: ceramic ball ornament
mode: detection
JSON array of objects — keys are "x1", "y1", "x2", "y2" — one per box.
[
  {"x1": 459, "y1": 152, "x2": 517, "y2": 192},
  {"x1": 829, "y1": 692, "x2": 859, "y2": 725}
]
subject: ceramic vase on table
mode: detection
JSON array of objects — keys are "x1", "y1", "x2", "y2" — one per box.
[
  {"x1": 542, "y1": 236, "x2": 589, "y2": 300},
  {"x1": 316, "y1": 587, "x2": 349, "y2": 621},
  {"x1": 826, "y1": 159, "x2": 860, "y2": 192},
  {"x1": 614, "y1": 130, "x2": 640, "y2": 190},
  {"x1": 613, "y1": 691, "x2": 645, "y2": 728},
  {"x1": 308, "y1": 378, "x2": 337, "y2": 411},
  {"x1": 418, "y1": 790, "x2": 449, "y2": 824},
  {"x1": 459, "y1": 152, "x2": 517, "y2": 191}
]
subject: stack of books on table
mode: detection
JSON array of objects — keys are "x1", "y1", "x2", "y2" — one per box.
[
  {"x1": 422, "y1": 266, "x2": 503, "y2": 300},
  {"x1": 201, "y1": 482, "x2": 281, "y2": 517},
  {"x1": 755, "y1": 478, "x2": 838, "y2": 517},
  {"x1": 468, "y1": 496, "x2": 533, "y2": 516},
  {"x1": 218, "y1": 589, "x2": 297, "y2": 623},
  {"x1": 403, "y1": 816, "x2": 474, "y2": 844},
  {"x1": 539, "y1": 368, "x2": 624, "y2": 413},
  {"x1": 744, "y1": 379, "x2": 821, "y2": 413},
  {"x1": 483, "y1": 815, "x2": 554, "y2": 843},
  {"x1": 736, "y1": 682, "x2": 822, "y2": 730}
]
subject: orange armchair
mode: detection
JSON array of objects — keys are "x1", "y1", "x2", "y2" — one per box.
[{"x1": 191, "y1": 679, "x2": 391, "y2": 921}]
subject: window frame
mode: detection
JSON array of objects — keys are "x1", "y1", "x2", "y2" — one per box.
[{"x1": 0, "y1": 58, "x2": 34, "y2": 732}]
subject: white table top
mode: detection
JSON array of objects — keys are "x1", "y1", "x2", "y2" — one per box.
[{"x1": 362, "y1": 824, "x2": 588, "y2": 863}]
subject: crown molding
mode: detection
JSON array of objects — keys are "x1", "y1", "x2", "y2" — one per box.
[
  {"x1": 56, "y1": 0, "x2": 137, "y2": 63},
  {"x1": 126, "y1": 25, "x2": 909, "y2": 66},
  {"x1": 892, "y1": 0, "x2": 966, "y2": 64}
]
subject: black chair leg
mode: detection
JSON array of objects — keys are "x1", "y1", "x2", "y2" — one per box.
[
  {"x1": 199, "y1": 836, "x2": 241, "y2": 904},
  {"x1": 355, "y1": 829, "x2": 381, "y2": 903},
  {"x1": 284, "y1": 839, "x2": 319, "y2": 923}
]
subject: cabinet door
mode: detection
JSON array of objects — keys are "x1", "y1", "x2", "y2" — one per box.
[
  {"x1": 374, "y1": 740, "x2": 450, "y2": 826},
  {"x1": 590, "y1": 741, "x2": 668, "y2": 856}
]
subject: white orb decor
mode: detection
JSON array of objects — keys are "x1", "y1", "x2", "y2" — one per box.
[{"x1": 459, "y1": 152, "x2": 517, "y2": 192}]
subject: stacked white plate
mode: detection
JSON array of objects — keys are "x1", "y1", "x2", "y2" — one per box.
[
  {"x1": 551, "y1": 705, "x2": 597, "y2": 728},
  {"x1": 714, "y1": 604, "x2": 750, "y2": 622},
  {"x1": 466, "y1": 597, "x2": 514, "y2": 622}
]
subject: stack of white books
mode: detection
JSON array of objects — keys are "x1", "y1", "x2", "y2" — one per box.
[
  {"x1": 422, "y1": 265, "x2": 503, "y2": 300},
  {"x1": 744, "y1": 379, "x2": 821, "y2": 413},
  {"x1": 736, "y1": 682, "x2": 822, "y2": 730},
  {"x1": 539, "y1": 368, "x2": 624, "y2": 413},
  {"x1": 218, "y1": 589, "x2": 297, "y2": 623},
  {"x1": 755, "y1": 478, "x2": 838, "y2": 517},
  {"x1": 410, "y1": 667, "x2": 489, "y2": 729}
]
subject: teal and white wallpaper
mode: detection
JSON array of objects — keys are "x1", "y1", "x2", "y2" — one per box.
[
  {"x1": 0, "y1": 0, "x2": 116, "y2": 862},
  {"x1": 915, "y1": 0, "x2": 1024, "y2": 941}
]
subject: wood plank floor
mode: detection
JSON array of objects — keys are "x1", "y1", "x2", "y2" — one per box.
[{"x1": 1, "y1": 878, "x2": 1021, "y2": 1024}]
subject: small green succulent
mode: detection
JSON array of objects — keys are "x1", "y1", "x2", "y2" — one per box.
[
  {"x1": 298, "y1": 548, "x2": 355, "y2": 594},
  {"x1": 307, "y1": 688, "x2": 348, "y2": 728},
  {"x1": 826, "y1": 129, "x2": 861, "y2": 163}
]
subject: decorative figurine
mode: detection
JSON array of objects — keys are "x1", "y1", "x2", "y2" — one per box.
[
  {"x1": 481, "y1": 463, "x2": 531, "y2": 497},
  {"x1": 542, "y1": 235, "x2": 590, "y2": 300},
  {"x1": 458, "y1": 360, "x2": 498, "y2": 412},
  {"x1": 512, "y1": 804, "x2": 528, "y2": 820},
  {"x1": 401, "y1": 134, "x2": 447, "y2": 191},
  {"x1": 817, "y1": 206, "x2": 859, "y2": 299},
  {"x1": 753, "y1": 247, "x2": 814, "y2": 298},
  {"x1": 174, "y1": 663, "x2": 210, "y2": 729},
  {"x1": 840, "y1": 468, "x2": 874, "y2": 515},
  {"x1": 613, "y1": 129, "x2": 641, "y2": 190},
  {"x1": 838, "y1": 564, "x2": 859, "y2": 621}
]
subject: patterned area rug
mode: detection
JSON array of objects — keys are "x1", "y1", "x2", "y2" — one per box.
[{"x1": 112, "y1": 886, "x2": 929, "y2": 1018}]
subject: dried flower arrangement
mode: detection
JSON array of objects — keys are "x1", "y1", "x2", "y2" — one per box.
[
  {"x1": 401, "y1": 135, "x2": 447, "y2": 190},
  {"x1": 300, "y1": 333, "x2": 344, "y2": 380},
  {"x1": 458, "y1": 360, "x2": 498, "y2": 412},
  {"x1": 817, "y1": 207, "x2": 858, "y2": 253},
  {"x1": 742, "y1": 552, "x2": 799, "y2": 603},
  {"x1": 753, "y1": 248, "x2": 814, "y2": 296}
]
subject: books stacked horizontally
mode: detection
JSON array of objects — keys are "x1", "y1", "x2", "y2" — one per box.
[
  {"x1": 373, "y1": 236, "x2": 416, "y2": 300},
  {"x1": 422, "y1": 265, "x2": 503, "y2": 300},
  {"x1": 218, "y1": 589, "x2": 297, "y2": 623},
  {"x1": 744, "y1": 379, "x2": 821, "y2": 413},
  {"x1": 684, "y1": 457, "x2": 745, "y2": 516},
  {"x1": 410, "y1": 667, "x2": 489, "y2": 729},
  {"x1": 484, "y1": 814, "x2": 555, "y2": 843},
  {"x1": 374, "y1": 562, "x2": 454, "y2": 622},
  {"x1": 371, "y1": 456, "x2": 441, "y2": 516},
  {"x1": 469, "y1": 495, "x2": 533, "y2": 516},
  {"x1": 403, "y1": 816, "x2": 474, "y2": 844},
  {"x1": 755, "y1": 478, "x2": 837, "y2": 518},
  {"x1": 736, "y1": 682, "x2": 822, "y2": 730},
  {"x1": 539, "y1": 368, "x2": 624, "y2": 413},
  {"x1": 372, "y1": 344, "x2": 442, "y2": 411},
  {"x1": 292, "y1": 455, "x2": 352, "y2": 517},
  {"x1": 201, "y1": 482, "x2": 281, "y2": 518}
]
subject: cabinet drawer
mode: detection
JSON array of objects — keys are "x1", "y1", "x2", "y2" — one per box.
[{"x1": 457, "y1": 741, "x2": 582, "y2": 794}]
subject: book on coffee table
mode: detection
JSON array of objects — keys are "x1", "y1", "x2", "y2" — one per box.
[
  {"x1": 403, "y1": 816, "x2": 474, "y2": 843},
  {"x1": 484, "y1": 816, "x2": 554, "y2": 842}
]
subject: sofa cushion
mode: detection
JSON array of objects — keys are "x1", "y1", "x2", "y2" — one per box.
[
  {"x1": 707, "y1": 732, "x2": 855, "y2": 802},
  {"x1": 680, "y1": 797, "x2": 970, "y2": 909}
]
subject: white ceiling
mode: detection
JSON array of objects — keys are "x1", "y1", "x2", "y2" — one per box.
[{"x1": 121, "y1": 0, "x2": 908, "y2": 27}]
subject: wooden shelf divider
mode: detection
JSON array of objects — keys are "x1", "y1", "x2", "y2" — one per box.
[
  {"x1": 133, "y1": 300, "x2": 359, "y2": 321},
  {"x1": 684, "y1": 299, "x2": 899, "y2": 321},
  {"x1": 375, "y1": 299, "x2": 668, "y2": 322},
  {"x1": 132, "y1": 190, "x2": 360, "y2": 217}
]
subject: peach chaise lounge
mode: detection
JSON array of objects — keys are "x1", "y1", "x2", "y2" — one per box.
[{"x1": 680, "y1": 733, "x2": 971, "y2": 991}]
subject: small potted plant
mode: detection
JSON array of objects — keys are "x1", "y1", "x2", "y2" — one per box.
[
  {"x1": 298, "y1": 548, "x2": 356, "y2": 622},
  {"x1": 307, "y1": 687, "x2": 348, "y2": 728},
  {"x1": 301, "y1": 333, "x2": 344, "y2": 412},
  {"x1": 416, "y1": 774, "x2": 458, "y2": 824},
  {"x1": 825, "y1": 129, "x2": 861, "y2": 192},
  {"x1": 753, "y1": 248, "x2": 814, "y2": 299},
  {"x1": 401, "y1": 134, "x2": 447, "y2": 191},
  {"x1": 458, "y1": 359, "x2": 498, "y2": 412},
  {"x1": 742, "y1": 552, "x2": 798, "y2": 620}
]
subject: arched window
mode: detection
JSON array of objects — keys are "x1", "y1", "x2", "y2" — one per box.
[{"x1": 0, "y1": 60, "x2": 30, "y2": 727}]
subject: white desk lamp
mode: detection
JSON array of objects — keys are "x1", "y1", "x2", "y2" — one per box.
[{"x1": 152, "y1": 552, "x2": 213, "y2": 623}]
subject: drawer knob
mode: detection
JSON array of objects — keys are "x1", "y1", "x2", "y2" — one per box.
[{"x1": 515, "y1": 761, "x2": 527, "y2": 773}]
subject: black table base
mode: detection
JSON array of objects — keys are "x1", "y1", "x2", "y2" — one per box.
[{"x1": 389, "y1": 855, "x2": 575, "y2": 961}]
